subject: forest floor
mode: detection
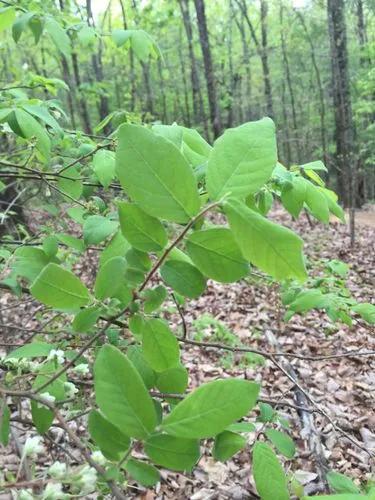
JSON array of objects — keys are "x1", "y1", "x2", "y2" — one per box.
[{"x1": 0, "y1": 205, "x2": 374, "y2": 499}]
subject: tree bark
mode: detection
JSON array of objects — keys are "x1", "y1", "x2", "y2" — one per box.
[
  {"x1": 119, "y1": 0, "x2": 136, "y2": 111},
  {"x1": 327, "y1": 0, "x2": 356, "y2": 208},
  {"x1": 193, "y1": 0, "x2": 222, "y2": 138}
]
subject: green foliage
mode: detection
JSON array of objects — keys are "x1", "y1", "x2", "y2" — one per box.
[
  {"x1": 144, "y1": 433, "x2": 200, "y2": 472},
  {"x1": 253, "y1": 442, "x2": 290, "y2": 500}
]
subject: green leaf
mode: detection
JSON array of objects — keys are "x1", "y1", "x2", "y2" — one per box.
[
  {"x1": 88, "y1": 410, "x2": 130, "y2": 461},
  {"x1": 253, "y1": 442, "x2": 290, "y2": 500},
  {"x1": 143, "y1": 285, "x2": 167, "y2": 313},
  {"x1": 226, "y1": 422, "x2": 256, "y2": 433},
  {"x1": 12, "y1": 12, "x2": 34, "y2": 42},
  {"x1": 99, "y1": 230, "x2": 130, "y2": 267},
  {"x1": 112, "y1": 28, "x2": 132, "y2": 47},
  {"x1": 186, "y1": 227, "x2": 249, "y2": 283},
  {"x1": 127, "y1": 346, "x2": 156, "y2": 389},
  {"x1": 142, "y1": 319, "x2": 180, "y2": 373},
  {"x1": 300, "y1": 160, "x2": 327, "y2": 172},
  {"x1": 72, "y1": 306, "x2": 101, "y2": 333},
  {"x1": 58, "y1": 166, "x2": 83, "y2": 200},
  {"x1": 45, "y1": 17, "x2": 71, "y2": 58},
  {"x1": 265, "y1": 429, "x2": 295, "y2": 459},
  {"x1": 94, "y1": 256, "x2": 126, "y2": 300},
  {"x1": 118, "y1": 202, "x2": 167, "y2": 252},
  {"x1": 288, "y1": 289, "x2": 327, "y2": 314},
  {"x1": 124, "y1": 459, "x2": 160, "y2": 487},
  {"x1": 93, "y1": 149, "x2": 116, "y2": 188},
  {"x1": 213, "y1": 430, "x2": 246, "y2": 462},
  {"x1": 14, "y1": 109, "x2": 50, "y2": 159},
  {"x1": 5, "y1": 342, "x2": 54, "y2": 360},
  {"x1": 206, "y1": 118, "x2": 277, "y2": 201},
  {"x1": 12, "y1": 247, "x2": 50, "y2": 282},
  {"x1": 352, "y1": 303, "x2": 375, "y2": 324},
  {"x1": 306, "y1": 496, "x2": 366, "y2": 500},
  {"x1": 161, "y1": 379, "x2": 260, "y2": 439},
  {"x1": 327, "y1": 471, "x2": 360, "y2": 494},
  {"x1": 281, "y1": 177, "x2": 306, "y2": 219},
  {"x1": 145, "y1": 433, "x2": 200, "y2": 472},
  {"x1": 28, "y1": 15, "x2": 43, "y2": 44},
  {"x1": 130, "y1": 30, "x2": 159, "y2": 61},
  {"x1": 56, "y1": 233, "x2": 85, "y2": 253},
  {"x1": 225, "y1": 199, "x2": 307, "y2": 282},
  {"x1": 42, "y1": 236, "x2": 58, "y2": 258},
  {"x1": 83, "y1": 215, "x2": 118, "y2": 245},
  {"x1": 156, "y1": 366, "x2": 188, "y2": 394},
  {"x1": 320, "y1": 188, "x2": 345, "y2": 222},
  {"x1": 305, "y1": 181, "x2": 330, "y2": 223},
  {"x1": 94, "y1": 344, "x2": 157, "y2": 439},
  {"x1": 116, "y1": 124, "x2": 200, "y2": 223},
  {"x1": 0, "y1": 7, "x2": 15, "y2": 33},
  {"x1": 30, "y1": 263, "x2": 90, "y2": 310},
  {"x1": 160, "y1": 260, "x2": 206, "y2": 298},
  {"x1": 0, "y1": 399, "x2": 10, "y2": 446}
]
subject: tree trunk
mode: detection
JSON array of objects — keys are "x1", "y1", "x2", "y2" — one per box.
[
  {"x1": 71, "y1": 51, "x2": 92, "y2": 134},
  {"x1": 296, "y1": 10, "x2": 328, "y2": 169},
  {"x1": 279, "y1": 3, "x2": 300, "y2": 163},
  {"x1": 119, "y1": 0, "x2": 136, "y2": 112},
  {"x1": 193, "y1": 0, "x2": 222, "y2": 138},
  {"x1": 234, "y1": 12, "x2": 252, "y2": 121},
  {"x1": 327, "y1": 0, "x2": 355, "y2": 208}
]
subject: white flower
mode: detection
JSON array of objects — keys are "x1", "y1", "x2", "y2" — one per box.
[
  {"x1": 47, "y1": 349, "x2": 65, "y2": 365},
  {"x1": 48, "y1": 461, "x2": 67, "y2": 479},
  {"x1": 78, "y1": 465, "x2": 97, "y2": 495},
  {"x1": 37, "y1": 392, "x2": 56, "y2": 409},
  {"x1": 72, "y1": 363, "x2": 89, "y2": 376},
  {"x1": 64, "y1": 382, "x2": 78, "y2": 399},
  {"x1": 18, "y1": 490, "x2": 33, "y2": 500},
  {"x1": 3, "y1": 357, "x2": 19, "y2": 368},
  {"x1": 41, "y1": 482, "x2": 66, "y2": 499},
  {"x1": 91, "y1": 450, "x2": 106, "y2": 466},
  {"x1": 23, "y1": 436, "x2": 44, "y2": 458}
]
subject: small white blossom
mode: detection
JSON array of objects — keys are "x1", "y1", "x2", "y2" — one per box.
[
  {"x1": 48, "y1": 461, "x2": 67, "y2": 479},
  {"x1": 3, "y1": 357, "x2": 19, "y2": 368},
  {"x1": 64, "y1": 382, "x2": 78, "y2": 399},
  {"x1": 91, "y1": 450, "x2": 106, "y2": 466},
  {"x1": 72, "y1": 363, "x2": 89, "y2": 376},
  {"x1": 37, "y1": 392, "x2": 56, "y2": 409},
  {"x1": 42, "y1": 482, "x2": 65, "y2": 499},
  {"x1": 78, "y1": 465, "x2": 97, "y2": 495},
  {"x1": 23, "y1": 436, "x2": 44, "y2": 458},
  {"x1": 18, "y1": 490, "x2": 33, "y2": 500},
  {"x1": 47, "y1": 349, "x2": 65, "y2": 365}
]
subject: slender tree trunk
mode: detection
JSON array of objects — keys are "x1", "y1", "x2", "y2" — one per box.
[
  {"x1": 296, "y1": 10, "x2": 328, "y2": 169},
  {"x1": 235, "y1": 0, "x2": 273, "y2": 118},
  {"x1": 157, "y1": 58, "x2": 168, "y2": 123},
  {"x1": 279, "y1": 3, "x2": 300, "y2": 163},
  {"x1": 86, "y1": 0, "x2": 110, "y2": 126},
  {"x1": 234, "y1": 13, "x2": 252, "y2": 121},
  {"x1": 281, "y1": 80, "x2": 292, "y2": 165},
  {"x1": 178, "y1": 28, "x2": 192, "y2": 126},
  {"x1": 71, "y1": 51, "x2": 92, "y2": 134},
  {"x1": 119, "y1": 0, "x2": 136, "y2": 111},
  {"x1": 193, "y1": 0, "x2": 222, "y2": 138},
  {"x1": 327, "y1": 0, "x2": 355, "y2": 208}
]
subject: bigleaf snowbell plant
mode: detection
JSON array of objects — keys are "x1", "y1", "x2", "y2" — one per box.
[{"x1": 2, "y1": 116, "x2": 372, "y2": 499}]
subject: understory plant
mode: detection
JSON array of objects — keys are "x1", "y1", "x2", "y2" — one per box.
[{"x1": 0, "y1": 5, "x2": 374, "y2": 500}]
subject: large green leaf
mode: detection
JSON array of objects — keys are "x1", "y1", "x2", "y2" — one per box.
[
  {"x1": 58, "y1": 166, "x2": 83, "y2": 200},
  {"x1": 118, "y1": 202, "x2": 167, "y2": 252},
  {"x1": 12, "y1": 247, "x2": 50, "y2": 282},
  {"x1": 161, "y1": 379, "x2": 259, "y2": 439},
  {"x1": 5, "y1": 342, "x2": 54, "y2": 360},
  {"x1": 116, "y1": 124, "x2": 200, "y2": 223},
  {"x1": 281, "y1": 177, "x2": 306, "y2": 219},
  {"x1": 145, "y1": 433, "x2": 200, "y2": 472},
  {"x1": 0, "y1": 399, "x2": 10, "y2": 446},
  {"x1": 186, "y1": 227, "x2": 249, "y2": 283},
  {"x1": 304, "y1": 180, "x2": 330, "y2": 223},
  {"x1": 14, "y1": 109, "x2": 50, "y2": 159},
  {"x1": 253, "y1": 442, "x2": 290, "y2": 500},
  {"x1": 45, "y1": 17, "x2": 71, "y2": 58},
  {"x1": 352, "y1": 303, "x2": 375, "y2": 324},
  {"x1": 30, "y1": 263, "x2": 90, "y2": 310},
  {"x1": 93, "y1": 149, "x2": 116, "y2": 188},
  {"x1": 225, "y1": 199, "x2": 307, "y2": 282},
  {"x1": 213, "y1": 430, "x2": 246, "y2": 462},
  {"x1": 94, "y1": 256, "x2": 126, "y2": 300},
  {"x1": 83, "y1": 215, "x2": 118, "y2": 245},
  {"x1": 142, "y1": 319, "x2": 180, "y2": 373},
  {"x1": 88, "y1": 410, "x2": 130, "y2": 461},
  {"x1": 156, "y1": 366, "x2": 188, "y2": 394},
  {"x1": 206, "y1": 118, "x2": 277, "y2": 201},
  {"x1": 326, "y1": 471, "x2": 361, "y2": 494},
  {"x1": 265, "y1": 429, "x2": 295, "y2": 459},
  {"x1": 124, "y1": 459, "x2": 160, "y2": 487},
  {"x1": 0, "y1": 7, "x2": 15, "y2": 32},
  {"x1": 94, "y1": 345, "x2": 157, "y2": 439},
  {"x1": 160, "y1": 260, "x2": 206, "y2": 298}
]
